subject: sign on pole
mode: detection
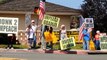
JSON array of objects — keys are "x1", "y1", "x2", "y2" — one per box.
[
  {"x1": 42, "y1": 15, "x2": 60, "y2": 28},
  {"x1": 0, "y1": 17, "x2": 19, "y2": 34},
  {"x1": 100, "y1": 36, "x2": 107, "y2": 50},
  {"x1": 25, "y1": 13, "x2": 31, "y2": 27},
  {"x1": 60, "y1": 37, "x2": 76, "y2": 50},
  {"x1": 84, "y1": 18, "x2": 94, "y2": 28}
]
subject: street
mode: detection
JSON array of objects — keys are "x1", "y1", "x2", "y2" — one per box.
[{"x1": 0, "y1": 49, "x2": 107, "y2": 60}]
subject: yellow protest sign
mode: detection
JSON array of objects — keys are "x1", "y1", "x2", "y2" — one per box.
[
  {"x1": 60, "y1": 37, "x2": 76, "y2": 50},
  {"x1": 42, "y1": 15, "x2": 60, "y2": 28},
  {"x1": 67, "y1": 31, "x2": 83, "y2": 43}
]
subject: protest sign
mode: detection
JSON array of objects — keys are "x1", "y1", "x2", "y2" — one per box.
[
  {"x1": 84, "y1": 18, "x2": 94, "y2": 28},
  {"x1": 42, "y1": 15, "x2": 60, "y2": 28},
  {"x1": 100, "y1": 36, "x2": 107, "y2": 50},
  {"x1": 60, "y1": 37, "x2": 76, "y2": 50},
  {"x1": 67, "y1": 31, "x2": 83, "y2": 43},
  {"x1": 0, "y1": 17, "x2": 19, "y2": 33},
  {"x1": 25, "y1": 13, "x2": 31, "y2": 27}
]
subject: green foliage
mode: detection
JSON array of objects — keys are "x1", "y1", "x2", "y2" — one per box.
[
  {"x1": 0, "y1": 44, "x2": 28, "y2": 49},
  {"x1": 53, "y1": 43, "x2": 83, "y2": 50},
  {"x1": 0, "y1": 0, "x2": 11, "y2": 4},
  {"x1": 0, "y1": 43, "x2": 83, "y2": 50},
  {"x1": 81, "y1": 0, "x2": 107, "y2": 32}
]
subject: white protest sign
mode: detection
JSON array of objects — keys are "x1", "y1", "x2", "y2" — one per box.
[
  {"x1": 85, "y1": 18, "x2": 94, "y2": 28},
  {"x1": 0, "y1": 17, "x2": 19, "y2": 33},
  {"x1": 100, "y1": 36, "x2": 107, "y2": 50}
]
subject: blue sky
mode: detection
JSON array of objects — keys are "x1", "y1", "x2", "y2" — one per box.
[{"x1": 46, "y1": 0, "x2": 84, "y2": 9}]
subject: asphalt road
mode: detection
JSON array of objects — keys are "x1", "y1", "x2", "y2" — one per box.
[{"x1": 0, "y1": 49, "x2": 107, "y2": 60}]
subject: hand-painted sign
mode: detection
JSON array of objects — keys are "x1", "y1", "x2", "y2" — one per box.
[
  {"x1": 85, "y1": 18, "x2": 94, "y2": 28},
  {"x1": 0, "y1": 17, "x2": 19, "y2": 33},
  {"x1": 42, "y1": 15, "x2": 60, "y2": 28},
  {"x1": 100, "y1": 36, "x2": 107, "y2": 50},
  {"x1": 60, "y1": 37, "x2": 76, "y2": 50}
]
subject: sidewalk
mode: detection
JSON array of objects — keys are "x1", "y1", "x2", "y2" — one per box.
[{"x1": 0, "y1": 48, "x2": 107, "y2": 55}]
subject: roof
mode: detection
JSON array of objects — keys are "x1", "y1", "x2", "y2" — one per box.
[{"x1": 0, "y1": 0, "x2": 80, "y2": 13}]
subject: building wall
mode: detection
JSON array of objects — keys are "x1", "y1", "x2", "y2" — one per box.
[
  {"x1": 0, "y1": 13, "x2": 74, "y2": 30},
  {"x1": 0, "y1": 13, "x2": 79, "y2": 45}
]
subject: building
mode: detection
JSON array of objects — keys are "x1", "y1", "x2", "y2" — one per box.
[{"x1": 0, "y1": 0, "x2": 81, "y2": 45}]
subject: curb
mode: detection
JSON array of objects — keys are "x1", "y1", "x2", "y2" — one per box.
[
  {"x1": 0, "y1": 49, "x2": 107, "y2": 54},
  {"x1": 32, "y1": 49, "x2": 88, "y2": 55}
]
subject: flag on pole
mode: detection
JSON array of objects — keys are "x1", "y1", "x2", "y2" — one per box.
[
  {"x1": 39, "y1": 0, "x2": 45, "y2": 20},
  {"x1": 78, "y1": 15, "x2": 85, "y2": 41},
  {"x1": 39, "y1": 0, "x2": 46, "y2": 49}
]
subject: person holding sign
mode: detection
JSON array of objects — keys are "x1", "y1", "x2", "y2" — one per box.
[
  {"x1": 26, "y1": 24, "x2": 35, "y2": 49},
  {"x1": 82, "y1": 27, "x2": 91, "y2": 50},
  {"x1": 60, "y1": 24, "x2": 68, "y2": 40},
  {"x1": 44, "y1": 26, "x2": 52, "y2": 49},
  {"x1": 7, "y1": 34, "x2": 15, "y2": 49},
  {"x1": 31, "y1": 20, "x2": 38, "y2": 49},
  {"x1": 94, "y1": 30, "x2": 101, "y2": 50},
  {"x1": 44, "y1": 26, "x2": 58, "y2": 49}
]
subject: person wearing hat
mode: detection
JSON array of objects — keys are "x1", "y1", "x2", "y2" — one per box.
[
  {"x1": 59, "y1": 24, "x2": 67, "y2": 40},
  {"x1": 31, "y1": 20, "x2": 37, "y2": 49},
  {"x1": 94, "y1": 30, "x2": 101, "y2": 50}
]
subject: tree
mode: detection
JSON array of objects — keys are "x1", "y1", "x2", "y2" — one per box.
[{"x1": 81, "y1": 0, "x2": 107, "y2": 32}]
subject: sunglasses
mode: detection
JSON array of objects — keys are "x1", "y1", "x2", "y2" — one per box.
[{"x1": 32, "y1": 22, "x2": 35, "y2": 23}]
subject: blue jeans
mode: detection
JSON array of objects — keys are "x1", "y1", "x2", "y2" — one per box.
[
  {"x1": 33, "y1": 36, "x2": 36, "y2": 48},
  {"x1": 95, "y1": 40, "x2": 100, "y2": 50},
  {"x1": 83, "y1": 40, "x2": 89, "y2": 50},
  {"x1": 28, "y1": 38, "x2": 33, "y2": 48}
]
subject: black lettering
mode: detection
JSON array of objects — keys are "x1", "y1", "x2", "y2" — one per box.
[{"x1": 14, "y1": 20, "x2": 17, "y2": 25}]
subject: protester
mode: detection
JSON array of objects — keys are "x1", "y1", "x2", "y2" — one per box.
[
  {"x1": 26, "y1": 24, "x2": 35, "y2": 49},
  {"x1": 82, "y1": 27, "x2": 91, "y2": 50},
  {"x1": 44, "y1": 26, "x2": 58, "y2": 50},
  {"x1": 31, "y1": 20, "x2": 37, "y2": 49},
  {"x1": 49, "y1": 27, "x2": 58, "y2": 44},
  {"x1": 7, "y1": 34, "x2": 15, "y2": 49},
  {"x1": 60, "y1": 24, "x2": 67, "y2": 40},
  {"x1": 49, "y1": 27, "x2": 58, "y2": 49},
  {"x1": 94, "y1": 30, "x2": 101, "y2": 50},
  {"x1": 44, "y1": 26, "x2": 52, "y2": 49}
]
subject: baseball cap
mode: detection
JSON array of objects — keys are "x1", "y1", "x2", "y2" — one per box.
[{"x1": 31, "y1": 20, "x2": 35, "y2": 23}]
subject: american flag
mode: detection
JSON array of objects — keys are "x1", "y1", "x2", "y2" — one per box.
[
  {"x1": 78, "y1": 15, "x2": 85, "y2": 41},
  {"x1": 39, "y1": 0, "x2": 45, "y2": 20}
]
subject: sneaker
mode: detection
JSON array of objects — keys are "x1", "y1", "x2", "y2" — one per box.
[
  {"x1": 11, "y1": 47, "x2": 14, "y2": 49},
  {"x1": 28, "y1": 47, "x2": 32, "y2": 50},
  {"x1": 7, "y1": 47, "x2": 9, "y2": 49}
]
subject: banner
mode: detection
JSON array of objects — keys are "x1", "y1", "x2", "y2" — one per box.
[
  {"x1": 100, "y1": 36, "x2": 107, "y2": 50},
  {"x1": 0, "y1": 17, "x2": 19, "y2": 33},
  {"x1": 67, "y1": 31, "x2": 83, "y2": 43},
  {"x1": 60, "y1": 37, "x2": 76, "y2": 50},
  {"x1": 25, "y1": 13, "x2": 31, "y2": 27},
  {"x1": 42, "y1": 15, "x2": 60, "y2": 28}
]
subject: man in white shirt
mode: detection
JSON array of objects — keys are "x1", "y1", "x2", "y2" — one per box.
[{"x1": 31, "y1": 20, "x2": 37, "y2": 49}]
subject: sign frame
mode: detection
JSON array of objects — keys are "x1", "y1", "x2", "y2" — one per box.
[
  {"x1": 0, "y1": 17, "x2": 19, "y2": 34},
  {"x1": 60, "y1": 37, "x2": 76, "y2": 50},
  {"x1": 42, "y1": 15, "x2": 60, "y2": 28}
]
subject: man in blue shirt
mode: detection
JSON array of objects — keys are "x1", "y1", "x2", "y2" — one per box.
[{"x1": 82, "y1": 27, "x2": 90, "y2": 50}]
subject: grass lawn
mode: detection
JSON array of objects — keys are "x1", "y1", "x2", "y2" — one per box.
[
  {"x1": 53, "y1": 43, "x2": 83, "y2": 50},
  {"x1": 0, "y1": 43, "x2": 83, "y2": 50},
  {"x1": 0, "y1": 44, "x2": 28, "y2": 49}
]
